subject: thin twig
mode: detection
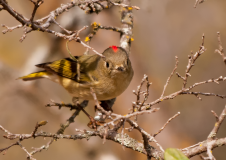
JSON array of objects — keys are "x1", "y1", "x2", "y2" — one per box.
[
  {"x1": 30, "y1": 0, "x2": 44, "y2": 22},
  {"x1": 0, "y1": 0, "x2": 123, "y2": 43},
  {"x1": 140, "y1": 76, "x2": 151, "y2": 108},
  {"x1": 211, "y1": 110, "x2": 219, "y2": 122},
  {"x1": 160, "y1": 56, "x2": 179, "y2": 99},
  {"x1": 153, "y1": 112, "x2": 180, "y2": 137},
  {"x1": 181, "y1": 91, "x2": 226, "y2": 99},
  {"x1": 110, "y1": 2, "x2": 140, "y2": 10},
  {"x1": 0, "y1": 141, "x2": 18, "y2": 153},
  {"x1": 31, "y1": 121, "x2": 48, "y2": 138},
  {"x1": 215, "y1": 32, "x2": 226, "y2": 64},
  {"x1": 127, "y1": 119, "x2": 164, "y2": 153},
  {"x1": 80, "y1": 40, "x2": 105, "y2": 58},
  {"x1": 103, "y1": 108, "x2": 160, "y2": 128},
  {"x1": 182, "y1": 34, "x2": 206, "y2": 89},
  {"x1": 2, "y1": 24, "x2": 23, "y2": 34},
  {"x1": 85, "y1": 22, "x2": 124, "y2": 52},
  {"x1": 46, "y1": 99, "x2": 80, "y2": 110},
  {"x1": 208, "y1": 106, "x2": 226, "y2": 139},
  {"x1": 30, "y1": 100, "x2": 88, "y2": 156},
  {"x1": 133, "y1": 74, "x2": 149, "y2": 111},
  {"x1": 194, "y1": 0, "x2": 205, "y2": 8},
  {"x1": 17, "y1": 141, "x2": 36, "y2": 160}
]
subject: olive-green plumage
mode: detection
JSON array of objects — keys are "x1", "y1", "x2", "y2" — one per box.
[{"x1": 19, "y1": 46, "x2": 134, "y2": 100}]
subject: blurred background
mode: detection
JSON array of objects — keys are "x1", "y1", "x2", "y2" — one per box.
[{"x1": 0, "y1": 0, "x2": 226, "y2": 159}]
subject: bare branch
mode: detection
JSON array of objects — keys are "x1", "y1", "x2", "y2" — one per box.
[
  {"x1": 194, "y1": 0, "x2": 205, "y2": 8},
  {"x1": 0, "y1": 124, "x2": 164, "y2": 158},
  {"x1": 208, "y1": 106, "x2": 226, "y2": 139},
  {"x1": 120, "y1": 0, "x2": 133, "y2": 54},
  {"x1": 85, "y1": 22, "x2": 124, "y2": 49},
  {"x1": 160, "y1": 56, "x2": 179, "y2": 99},
  {"x1": 2, "y1": 24, "x2": 23, "y2": 34},
  {"x1": 0, "y1": 0, "x2": 125, "y2": 44},
  {"x1": 153, "y1": 112, "x2": 180, "y2": 137},
  {"x1": 80, "y1": 39, "x2": 105, "y2": 58},
  {"x1": 143, "y1": 72, "x2": 226, "y2": 111},
  {"x1": 133, "y1": 74, "x2": 151, "y2": 112},
  {"x1": 46, "y1": 99, "x2": 80, "y2": 110},
  {"x1": 110, "y1": 2, "x2": 140, "y2": 10},
  {"x1": 29, "y1": 0, "x2": 44, "y2": 22},
  {"x1": 17, "y1": 142, "x2": 36, "y2": 160},
  {"x1": 215, "y1": 32, "x2": 226, "y2": 64},
  {"x1": 31, "y1": 121, "x2": 48, "y2": 138},
  {"x1": 206, "y1": 140, "x2": 216, "y2": 160},
  {"x1": 211, "y1": 110, "x2": 219, "y2": 122},
  {"x1": 181, "y1": 91, "x2": 226, "y2": 99},
  {"x1": 127, "y1": 119, "x2": 164, "y2": 153},
  {"x1": 103, "y1": 108, "x2": 159, "y2": 128},
  {"x1": 182, "y1": 137, "x2": 226, "y2": 158},
  {"x1": 182, "y1": 34, "x2": 206, "y2": 89},
  {"x1": 30, "y1": 100, "x2": 88, "y2": 156},
  {"x1": 0, "y1": 142, "x2": 18, "y2": 153}
]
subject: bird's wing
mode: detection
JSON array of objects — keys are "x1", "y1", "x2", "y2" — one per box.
[{"x1": 35, "y1": 57, "x2": 92, "y2": 83}]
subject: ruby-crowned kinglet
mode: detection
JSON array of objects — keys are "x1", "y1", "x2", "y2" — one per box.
[{"x1": 19, "y1": 46, "x2": 134, "y2": 101}]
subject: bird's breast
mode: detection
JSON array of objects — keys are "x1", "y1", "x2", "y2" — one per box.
[{"x1": 55, "y1": 71, "x2": 133, "y2": 101}]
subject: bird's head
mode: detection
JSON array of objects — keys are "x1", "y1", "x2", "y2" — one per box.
[{"x1": 99, "y1": 46, "x2": 133, "y2": 78}]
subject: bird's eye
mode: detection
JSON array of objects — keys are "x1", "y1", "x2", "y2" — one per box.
[{"x1": 105, "y1": 62, "x2": 110, "y2": 68}]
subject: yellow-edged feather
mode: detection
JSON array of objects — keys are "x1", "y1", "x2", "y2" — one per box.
[
  {"x1": 18, "y1": 71, "x2": 49, "y2": 81},
  {"x1": 49, "y1": 59, "x2": 77, "y2": 80}
]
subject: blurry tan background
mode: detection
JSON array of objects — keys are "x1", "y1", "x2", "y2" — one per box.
[{"x1": 0, "y1": 0, "x2": 226, "y2": 160}]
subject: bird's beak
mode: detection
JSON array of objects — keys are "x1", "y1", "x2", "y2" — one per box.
[{"x1": 115, "y1": 65, "x2": 125, "y2": 72}]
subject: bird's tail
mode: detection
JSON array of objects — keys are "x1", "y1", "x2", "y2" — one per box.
[{"x1": 18, "y1": 71, "x2": 49, "y2": 81}]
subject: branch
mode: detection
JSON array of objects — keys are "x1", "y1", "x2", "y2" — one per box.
[
  {"x1": 160, "y1": 56, "x2": 179, "y2": 99},
  {"x1": 103, "y1": 108, "x2": 160, "y2": 128},
  {"x1": 110, "y1": 2, "x2": 140, "y2": 10},
  {"x1": 0, "y1": 0, "x2": 128, "y2": 43},
  {"x1": 0, "y1": 141, "x2": 18, "y2": 153},
  {"x1": 17, "y1": 142, "x2": 35, "y2": 160},
  {"x1": 120, "y1": 0, "x2": 133, "y2": 54},
  {"x1": 141, "y1": 35, "x2": 226, "y2": 111},
  {"x1": 215, "y1": 32, "x2": 226, "y2": 64},
  {"x1": 46, "y1": 99, "x2": 80, "y2": 110},
  {"x1": 29, "y1": 100, "x2": 88, "y2": 156},
  {"x1": 133, "y1": 74, "x2": 151, "y2": 110},
  {"x1": 1, "y1": 24, "x2": 23, "y2": 34},
  {"x1": 153, "y1": 112, "x2": 180, "y2": 137},
  {"x1": 182, "y1": 137, "x2": 226, "y2": 158},
  {"x1": 182, "y1": 34, "x2": 206, "y2": 89},
  {"x1": 29, "y1": 0, "x2": 44, "y2": 22},
  {"x1": 31, "y1": 121, "x2": 48, "y2": 138},
  {"x1": 127, "y1": 119, "x2": 165, "y2": 154},
  {"x1": 181, "y1": 91, "x2": 226, "y2": 99},
  {"x1": 181, "y1": 105, "x2": 226, "y2": 159},
  {"x1": 194, "y1": 0, "x2": 205, "y2": 8},
  {"x1": 208, "y1": 106, "x2": 226, "y2": 139},
  {"x1": 85, "y1": 22, "x2": 124, "y2": 48},
  {"x1": 0, "y1": 124, "x2": 164, "y2": 159}
]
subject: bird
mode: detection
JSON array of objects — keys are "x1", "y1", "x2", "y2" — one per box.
[{"x1": 19, "y1": 46, "x2": 134, "y2": 102}]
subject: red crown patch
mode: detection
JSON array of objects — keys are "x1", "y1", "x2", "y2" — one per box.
[{"x1": 110, "y1": 46, "x2": 118, "y2": 52}]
